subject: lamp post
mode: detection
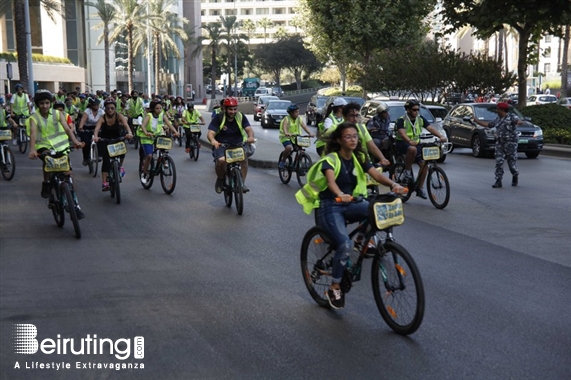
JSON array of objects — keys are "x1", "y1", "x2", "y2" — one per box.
[{"x1": 146, "y1": 1, "x2": 152, "y2": 96}]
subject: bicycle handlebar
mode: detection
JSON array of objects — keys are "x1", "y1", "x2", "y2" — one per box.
[{"x1": 335, "y1": 189, "x2": 409, "y2": 203}]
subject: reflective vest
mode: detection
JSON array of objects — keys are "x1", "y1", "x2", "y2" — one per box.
[
  {"x1": 317, "y1": 121, "x2": 371, "y2": 158},
  {"x1": 279, "y1": 115, "x2": 302, "y2": 143},
  {"x1": 295, "y1": 152, "x2": 368, "y2": 214},
  {"x1": 31, "y1": 110, "x2": 70, "y2": 151},
  {"x1": 78, "y1": 99, "x2": 89, "y2": 113},
  {"x1": 315, "y1": 114, "x2": 343, "y2": 149},
  {"x1": 395, "y1": 115, "x2": 423, "y2": 143},
  {"x1": 12, "y1": 94, "x2": 30, "y2": 116},
  {"x1": 0, "y1": 109, "x2": 7, "y2": 127},
  {"x1": 127, "y1": 98, "x2": 144, "y2": 118},
  {"x1": 55, "y1": 94, "x2": 66, "y2": 103},
  {"x1": 137, "y1": 111, "x2": 165, "y2": 145},
  {"x1": 182, "y1": 109, "x2": 201, "y2": 126},
  {"x1": 65, "y1": 105, "x2": 77, "y2": 121},
  {"x1": 215, "y1": 113, "x2": 247, "y2": 142}
]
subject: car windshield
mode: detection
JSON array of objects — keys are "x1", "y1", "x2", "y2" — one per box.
[
  {"x1": 474, "y1": 105, "x2": 524, "y2": 121},
  {"x1": 261, "y1": 96, "x2": 278, "y2": 104},
  {"x1": 428, "y1": 108, "x2": 448, "y2": 119},
  {"x1": 387, "y1": 104, "x2": 435, "y2": 123},
  {"x1": 267, "y1": 101, "x2": 290, "y2": 109},
  {"x1": 316, "y1": 98, "x2": 327, "y2": 107}
]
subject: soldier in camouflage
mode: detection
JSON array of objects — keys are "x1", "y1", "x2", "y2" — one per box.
[{"x1": 472, "y1": 102, "x2": 522, "y2": 188}]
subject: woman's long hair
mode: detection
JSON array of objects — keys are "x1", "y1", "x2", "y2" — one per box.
[{"x1": 324, "y1": 122, "x2": 367, "y2": 164}]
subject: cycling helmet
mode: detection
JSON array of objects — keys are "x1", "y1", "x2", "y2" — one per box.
[
  {"x1": 287, "y1": 104, "x2": 299, "y2": 114},
  {"x1": 376, "y1": 103, "x2": 388, "y2": 113},
  {"x1": 79, "y1": 94, "x2": 86, "y2": 99},
  {"x1": 404, "y1": 99, "x2": 420, "y2": 109},
  {"x1": 6, "y1": 93, "x2": 12, "y2": 99},
  {"x1": 0, "y1": 98, "x2": 4, "y2": 104},
  {"x1": 187, "y1": 102, "x2": 194, "y2": 108},
  {"x1": 88, "y1": 97, "x2": 100, "y2": 107},
  {"x1": 223, "y1": 97, "x2": 238, "y2": 107},
  {"x1": 15, "y1": 84, "x2": 23, "y2": 90},
  {"x1": 34, "y1": 89, "x2": 53, "y2": 106},
  {"x1": 103, "y1": 97, "x2": 116, "y2": 107},
  {"x1": 333, "y1": 97, "x2": 348, "y2": 107},
  {"x1": 53, "y1": 101, "x2": 65, "y2": 110}
]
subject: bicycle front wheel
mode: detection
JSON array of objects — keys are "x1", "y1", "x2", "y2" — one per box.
[
  {"x1": 113, "y1": 160, "x2": 121, "y2": 204},
  {"x1": 427, "y1": 166, "x2": 450, "y2": 209},
  {"x1": 224, "y1": 172, "x2": 233, "y2": 208},
  {"x1": 160, "y1": 156, "x2": 177, "y2": 194},
  {"x1": 1, "y1": 146, "x2": 16, "y2": 181},
  {"x1": 296, "y1": 153, "x2": 312, "y2": 187},
  {"x1": 90, "y1": 143, "x2": 98, "y2": 177},
  {"x1": 300, "y1": 226, "x2": 334, "y2": 309},
  {"x1": 50, "y1": 185, "x2": 64, "y2": 227},
  {"x1": 193, "y1": 135, "x2": 200, "y2": 161},
  {"x1": 62, "y1": 182, "x2": 81, "y2": 239},
  {"x1": 371, "y1": 241, "x2": 424, "y2": 335},
  {"x1": 278, "y1": 152, "x2": 292, "y2": 184},
  {"x1": 18, "y1": 129, "x2": 28, "y2": 154},
  {"x1": 233, "y1": 168, "x2": 244, "y2": 215},
  {"x1": 178, "y1": 126, "x2": 183, "y2": 147},
  {"x1": 390, "y1": 163, "x2": 412, "y2": 202}
]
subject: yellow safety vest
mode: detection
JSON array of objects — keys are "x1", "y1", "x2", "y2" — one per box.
[
  {"x1": 215, "y1": 113, "x2": 247, "y2": 142},
  {"x1": 182, "y1": 109, "x2": 201, "y2": 126},
  {"x1": 0, "y1": 109, "x2": 7, "y2": 128},
  {"x1": 279, "y1": 115, "x2": 302, "y2": 143},
  {"x1": 315, "y1": 114, "x2": 342, "y2": 149},
  {"x1": 31, "y1": 110, "x2": 70, "y2": 151},
  {"x1": 12, "y1": 94, "x2": 30, "y2": 116},
  {"x1": 137, "y1": 111, "x2": 165, "y2": 145},
  {"x1": 395, "y1": 115, "x2": 424, "y2": 143}
]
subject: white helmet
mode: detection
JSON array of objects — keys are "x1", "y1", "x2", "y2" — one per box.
[
  {"x1": 376, "y1": 103, "x2": 388, "y2": 113},
  {"x1": 333, "y1": 97, "x2": 348, "y2": 107}
]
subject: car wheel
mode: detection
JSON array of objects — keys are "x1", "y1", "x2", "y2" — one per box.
[
  {"x1": 261, "y1": 120, "x2": 267, "y2": 129},
  {"x1": 254, "y1": 115, "x2": 259, "y2": 121},
  {"x1": 525, "y1": 151, "x2": 540, "y2": 159},
  {"x1": 471, "y1": 134, "x2": 485, "y2": 158}
]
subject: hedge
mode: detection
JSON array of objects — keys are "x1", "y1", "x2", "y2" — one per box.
[{"x1": 520, "y1": 103, "x2": 571, "y2": 145}]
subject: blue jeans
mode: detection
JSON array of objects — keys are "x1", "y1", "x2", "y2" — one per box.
[{"x1": 318, "y1": 198, "x2": 369, "y2": 283}]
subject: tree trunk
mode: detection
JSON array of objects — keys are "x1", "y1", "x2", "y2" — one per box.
[
  {"x1": 155, "y1": 34, "x2": 160, "y2": 95},
  {"x1": 517, "y1": 28, "x2": 532, "y2": 108},
  {"x1": 211, "y1": 48, "x2": 216, "y2": 100},
  {"x1": 498, "y1": 29, "x2": 505, "y2": 66},
  {"x1": 294, "y1": 69, "x2": 302, "y2": 90},
  {"x1": 104, "y1": 27, "x2": 110, "y2": 92},
  {"x1": 561, "y1": 25, "x2": 570, "y2": 96},
  {"x1": 14, "y1": 1, "x2": 29, "y2": 89},
  {"x1": 128, "y1": 25, "x2": 134, "y2": 93}
]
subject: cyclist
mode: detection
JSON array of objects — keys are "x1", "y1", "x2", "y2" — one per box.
[
  {"x1": 64, "y1": 98, "x2": 79, "y2": 127},
  {"x1": 28, "y1": 90, "x2": 85, "y2": 218},
  {"x1": 126, "y1": 90, "x2": 145, "y2": 131},
  {"x1": 0, "y1": 97, "x2": 18, "y2": 131},
  {"x1": 315, "y1": 97, "x2": 346, "y2": 156},
  {"x1": 10, "y1": 84, "x2": 32, "y2": 145},
  {"x1": 395, "y1": 99, "x2": 447, "y2": 199},
  {"x1": 77, "y1": 97, "x2": 104, "y2": 166},
  {"x1": 366, "y1": 103, "x2": 391, "y2": 154},
  {"x1": 55, "y1": 89, "x2": 67, "y2": 103},
  {"x1": 138, "y1": 100, "x2": 179, "y2": 184},
  {"x1": 211, "y1": 99, "x2": 224, "y2": 118},
  {"x1": 278, "y1": 104, "x2": 314, "y2": 169},
  {"x1": 93, "y1": 98, "x2": 133, "y2": 191},
  {"x1": 172, "y1": 96, "x2": 186, "y2": 128},
  {"x1": 295, "y1": 122, "x2": 404, "y2": 309},
  {"x1": 207, "y1": 97, "x2": 255, "y2": 194},
  {"x1": 53, "y1": 101, "x2": 75, "y2": 131},
  {"x1": 181, "y1": 102, "x2": 205, "y2": 153}
]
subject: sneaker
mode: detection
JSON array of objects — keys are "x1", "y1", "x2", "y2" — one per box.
[
  {"x1": 120, "y1": 167, "x2": 125, "y2": 177},
  {"x1": 102, "y1": 182, "x2": 110, "y2": 191},
  {"x1": 326, "y1": 287, "x2": 345, "y2": 309},
  {"x1": 75, "y1": 206, "x2": 85, "y2": 220},
  {"x1": 41, "y1": 181, "x2": 51, "y2": 199},
  {"x1": 215, "y1": 178, "x2": 225, "y2": 194},
  {"x1": 82, "y1": 160, "x2": 88, "y2": 166},
  {"x1": 140, "y1": 172, "x2": 149, "y2": 185},
  {"x1": 12, "y1": 139, "x2": 17, "y2": 146},
  {"x1": 415, "y1": 188, "x2": 427, "y2": 199},
  {"x1": 185, "y1": 148, "x2": 190, "y2": 153},
  {"x1": 278, "y1": 161, "x2": 285, "y2": 169},
  {"x1": 242, "y1": 184, "x2": 250, "y2": 193},
  {"x1": 512, "y1": 175, "x2": 518, "y2": 187}
]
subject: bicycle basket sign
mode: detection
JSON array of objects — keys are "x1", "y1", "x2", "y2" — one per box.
[
  {"x1": 44, "y1": 155, "x2": 70, "y2": 172},
  {"x1": 156, "y1": 136, "x2": 172, "y2": 150},
  {"x1": 107, "y1": 141, "x2": 127, "y2": 157},
  {"x1": 190, "y1": 125, "x2": 201, "y2": 133},
  {"x1": 372, "y1": 198, "x2": 404, "y2": 229},
  {"x1": 225, "y1": 147, "x2": 245, "y2": 163},
  {"x1": 296, "y1": 136, "x2": 311, "y2": 147},
  {"x1": 0, "y1": 129, "x2": 12, "y2": 140},
  {"x1": 422, "y1": 146, "x2": 440, "y2": 161}
]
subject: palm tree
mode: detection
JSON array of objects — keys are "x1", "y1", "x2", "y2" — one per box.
[
  {"x1": 88, "y1": 0, "x2": 117, "y2": 93},
  {"x1": 219, "y1": 16, "x2": 249, "y2": 94},
  {"x1": 192, "y1": 22, "x2": 225, "y2": 100},
  {"x1": 257, "y1": 17, "x2": 273, "y2": 44},
  {"x1": 108, "y1": 0, "x2": 149, "y2": 93},
  {"x1": 241, "y1": 19, "x2": 256, "y2": 51},
  {"x1": 145, "y1": 0, "x2": 189, "y2": 94}
]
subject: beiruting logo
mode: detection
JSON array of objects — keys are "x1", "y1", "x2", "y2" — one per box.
[{"x1": 12, "y1": 324, "x2": 144, "y2": 360}]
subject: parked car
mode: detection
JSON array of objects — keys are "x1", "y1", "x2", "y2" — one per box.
[
  {"x1": 556, "y1": 97, "x2": 571, "y2": 109},
  {"x1": 261, "y1": 100, "x2": 292, "y2": 129},
  {"x1": 322, "y1": 96, "x2": 366, "y2": 119},
  {"x1": 359, "y1": 100, "x2": 448, "y2": 162},
  {"x1": 253, "y1": 95, "x2": 279, "y2": 121},
  {"x1": 442, "y1": 103, "x2": 543, "y2": 158},
  {"x1": 306, "y1": 95, "x2": 328, "y2": 126},
  {"x1": 254, "y1": 87, "x2": 271, "y2": 99},
  {"x1": 500, "y1": 93, "x2": 519, "y2": 106},
  {"x1": 527, "y1": 94, "x2": 557, "y2": 105},
  {"x1": 271, "y1": 86, "x2": 284, "y2": 97},
  {"x1": 425, "y1": 104, "x2": 448, "y2": 122}
]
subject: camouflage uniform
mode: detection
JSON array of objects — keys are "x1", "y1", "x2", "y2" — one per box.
[{"x1": 488, "y1": 113, "x2": 519, "y2": 181}]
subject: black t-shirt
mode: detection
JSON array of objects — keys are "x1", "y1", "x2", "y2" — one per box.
[
  {"x1": 320, "y1": 156, "x2": 373, "y2": 200},
  {"x1": 208, "y1": 113, "x2": 251, "y2": 145},
  {"x1": 100, "y1": 114, "x2": 124, "y2": 139}
]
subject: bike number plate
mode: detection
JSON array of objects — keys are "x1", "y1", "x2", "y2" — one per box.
[
  {"x1": 107, "y1": 141, "x2": 127, "y2": 157},
  {"x1": 44, "y1": 155, "x2": 70, "y2": 172},
  {"x1": 422, "y1": 146, "x2": 440, "y2": 161},
  {"x1": 190, "y1": 125, "x2": 201, "y2": 133},
  {"x1": 372, "y1": 198, "x2": 405, "y2": 230},
  {"x1": 0, "y1": 129, "x2": 12, "y2": 140},
  {"x1": 155, "y1": 136, "x2": 172, "y2": 150},
  {"x1": 225, "y1": 147, "x2": 245, "y2": 163},
  {"x1": 296, "y1": 136, "x2": 311, "y2": 147}
]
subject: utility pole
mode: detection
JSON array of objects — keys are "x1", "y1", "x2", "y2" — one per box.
[{"x1": 24, "y1": 0, "x2": 34, "y2": 94}]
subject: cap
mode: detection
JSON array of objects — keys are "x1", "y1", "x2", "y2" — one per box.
[
  {"x1": 333, "y1": 98, "x2": 348, "y2": 107},
  {"x1": 497, "y1": 102, "x2": 509, "y2": 110}
]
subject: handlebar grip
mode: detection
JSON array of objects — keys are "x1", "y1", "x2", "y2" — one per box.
[{"x1": 335, "y1": 195, "x2": 354, "y2": 203}]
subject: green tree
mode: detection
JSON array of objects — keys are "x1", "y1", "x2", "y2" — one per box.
[
  {"x1": 439, "y1": 0, "x2": 571, "y2": 107},
  {"x1": 257, "y1": 17, "x2": 274, "y2": 44},
  {"x1": 241, "y1": 19, "x2": 256, "y2": 50},
  {"x1": 219, "y1": 16, "x2": 249, "y2": 94},
  {"x1": 192, "y1": 22, "x2": 225, "y2": 99},
  {"x1": 280, "y1": 35, "x2": 322, "y2": 89},
  {"x1": 88, "y1": 0, "x2": 116, "y2": 93}
]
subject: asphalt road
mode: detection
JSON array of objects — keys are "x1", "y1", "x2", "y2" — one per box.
[{"x1": 1, "y1": 137, "x2": 570, "y2": 379}]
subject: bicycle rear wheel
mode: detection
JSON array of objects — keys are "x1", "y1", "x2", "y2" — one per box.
[
  {"x1": 1, "y1": 146, "x2": 16, "y2": 181},
  {"x1": 90, "y1": 143, "x2": 99, "y2": 177},
  {"x1": 300, "y1": 226, "x2": 334, "y2": 309},
  {"x1": 18, "y1": 129, "x2": 27, "y2": 154},
  {"x1": 178, "y1": 126, "x2": 183, "y2": 147},
  {"x1": 50, "y1": 185, "x2": 65, "y2": 227},
  {"x1": 62, "y1": 182, "x2": 81, "y2": 239},
  {"x1": 233, "y1": 168, "x2": 244, "y2": 215},
  {"x1": 390, "y1": 163, "x2": 412, "y2": 202},
  {"x1": 160, "y1": 156, "x2": 176, "y2": 195},
  {"x1": 296, "y1": 152, "x2": 312, "y2": 187},
  {"x1": 112, "y1": 161, "x2": 121, "y2": 204},
  {"x1": 278, "y1": 152, "x2": 292, "y2": 184},
  {"x1": 427, "y1": 166, "x2": 450, "y2": 209},
  {"x1": 371, "y1": 241, "x2": 424, "y2": 335}
]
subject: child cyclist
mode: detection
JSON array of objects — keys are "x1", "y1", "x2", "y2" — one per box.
[
  {"x1": 181, "y1": 102, "x2": 205, "y2": 153},
  {"x1": 278, "y1": 104, "x2": 314, "y2": 169}
]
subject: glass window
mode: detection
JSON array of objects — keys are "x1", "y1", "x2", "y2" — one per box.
[
  {"x1": 241, "y1": 9, "x2": 252, "y2": 15},
  {"x1": 544, "y1": 63, "x2": 551, "y2": 73},
  {"x1": 256, "y1": 8, "x2": 269, "y2": 15},
  {"x1": 545, "y1": 35, "x2": 552, "y2": 43},
  {"x1": 273, "y1": 8, "x2": 285, "y2": 14}
]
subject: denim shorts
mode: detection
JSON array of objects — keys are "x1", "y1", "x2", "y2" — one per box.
[{"x1": 141, "y1": 144, "x2": 154, "y2": 156}]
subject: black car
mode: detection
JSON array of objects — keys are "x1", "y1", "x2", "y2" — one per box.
[
  {"x1": 261, "y1": 100, "x2": 292, "y2": 129},
  {"x1": 442, "y1": 103, "x2": 543, "y2": 158},
  {"x1": 305, "y1": 95, "x2": 328, "y2": 125}
]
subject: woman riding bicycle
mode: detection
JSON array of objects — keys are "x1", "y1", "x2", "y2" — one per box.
[
  {"x1": 78, "y1": 97, "x2": 104, "y2": 166},
  {"x1": 93, "y1": 98, "x2": 133, "y2": 191},
  {"x1": 278, "y1": 104, "x2": 314, "y2": 169},
  {"x1": 296, "y1": 122, "x2": 404, "y2": 309}
]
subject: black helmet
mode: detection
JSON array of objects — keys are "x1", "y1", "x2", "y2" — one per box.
[
  {"x1": 34, "y1": 90, "x2": 53, "y2": 106},
  {"x1": 404, "y1": 99, "x2": 420, "y2": 109},
  {"x1": 287, "y1": 104, "x2": 299, "y2": 114},
  {"x1": 103, "y1": 97, "x2": 116, "y2": 107},
  {"x1": 88, "y1": 97, "x2": 100, "y2": 107},
  {"x1": 53, "y1": 101, "x2": 65, "y2": 110}
]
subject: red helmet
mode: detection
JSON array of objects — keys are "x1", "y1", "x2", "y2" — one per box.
[
  {"x1": 5, "y1": 93, "x2": 12, "y2": 99},
  {"x1": 223, "y1": 97, "x2": 238, "y2": 107}
]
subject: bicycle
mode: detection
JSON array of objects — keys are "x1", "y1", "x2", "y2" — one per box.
[
  {"x1": 39, "y1": 150, "x2": 82, "y2": 239},
  {"x1": 131, "y1": 116, "x2": 142, "y2": 149},
  {"x1": 88, "y1": 137, "x2": 99, "y2": 178},
  {"x1": 16, "y1": 116, "x2": 29, "y2": 154},
  {"x1": 0, "y1": 129, "x2": 16, "y2": 181},
  {"x1": 139, "y1": 136, "x2": 177, "y2": 194},
  {"x1": 301, "y1": 193, "x2": 425, "y2": 335},
  {"x1": 100, "y1": 137, "x2": 127, "y2": 204},
  {"x1": 278, "y1": 135, "x2": 313, "y2": 187},
  {"x1": 221, "y1": 143, "x2": 247, "y2": 215},
  {"x1": 186, "y1": 124, "x2": 203, "y2": 161},
  {"x1": 175, "y1": 118, "x2": 184, "y2": 148},
  {"x1": 390, "y1": 139, "x2": 452, "y2": 209}
]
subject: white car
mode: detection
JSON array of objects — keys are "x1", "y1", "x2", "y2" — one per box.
[
  {"x1": 254, "y1": 87, "x2": 271, "y2": 99},
  {"x1": 527, "y1": 95, "x2": 557, "y2": 105}
]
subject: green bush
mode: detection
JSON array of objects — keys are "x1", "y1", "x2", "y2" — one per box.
[
  {"x1": 281, "y1": 79, "x2": 326, "y2": 91},
  {"x1": 321, "y1": 85, "x2": 364, "y2": 97},
  {"x1": 520, "y1": 103, "x2": 571, "y2": 144},
  {"x1": 0, "y1": 51, "x2": 72, "y2": 64}
]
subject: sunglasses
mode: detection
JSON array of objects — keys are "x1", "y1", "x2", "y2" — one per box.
[{"x1": 410, "y1": 108, "x2": 420, "y2": 112}]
